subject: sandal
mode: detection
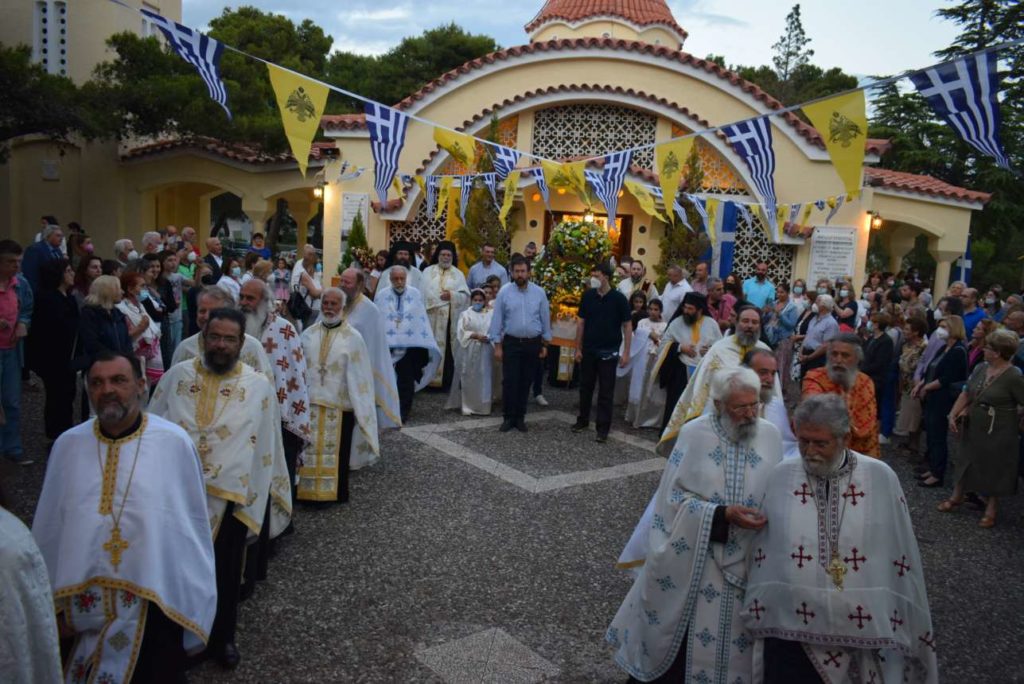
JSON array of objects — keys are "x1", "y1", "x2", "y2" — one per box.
[
  {"x1": 937, "y1": 499, "x2": 963, "y2": 513},
  {"x1": 979, "y1": 516, "x2": 996, "y2": 528}
]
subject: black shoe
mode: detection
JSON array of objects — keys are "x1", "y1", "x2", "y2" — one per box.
[
  {"x1": 596, "y1": 433, "x2": 608, "y2": 443},
  {"x1": 499, "y1": 419, "x2": 514, "y2": 433},
  {"x1": 515, "y1": 419, "x2": 528, "y2": 433},
  {"x1": 218, "y1": 642, "x2": 241, "y2": 669},
  {"x1": 571, "y1": 420, "x2": 588, "y2": 433}
]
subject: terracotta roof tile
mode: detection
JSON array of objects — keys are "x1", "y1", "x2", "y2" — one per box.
[
  {"x1": 121, "y1": 137, "x2": 334, "y2": 164},
  {"x1": 320, "y1": 114, "x2": 368, "y2": 131},
  {"x1": 864, "y1": 167, "x2": 991, "y2": 204},
  {"x1": 525, "y1": 0, "x2": 687, "y2": 40}
]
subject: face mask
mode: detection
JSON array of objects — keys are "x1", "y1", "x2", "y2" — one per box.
[
  {"x1": 817, "y1": 287, "x2": 828, "y2": 295},
  {"x1": 315, "y1": 263, "x2": 323, "y2": 273},
  {"x1": 83, "y1": 243, "x2": 94, "y2": 253},
  {"x1": 188, "y1": 252, "x2": 197, "y2": 263},
  {"x1": 139, "y1": 289, "x2": 150, "y2": 301},
  {"x1": 231, "y1": 267, "x2": 241, "y2": 278},
  {"x1": 811, "y1": 303, "x2": 819, "y2": 314},
  {"x1": 793, "y1": 286, "x2": 803, "y2": 295},
  {"x1": 985, "y1": 297, "x2": 996, "y2": 305},
  {"x1": 862, "y1": 291, "x2": 871, "y2": 300},
  {"x1": 127, "y1": 250, "x2": 139, "y2": 261},
  {"x1": 839, "y1": 289, "x2": 849, "y2": 298},
  {"x1": 866, "y1": 321, "x2": 874, "y2": 332},
  {"x1": 472, "y1": 302, "x2": 484, "y2": 312},
  {"x1": 935, "y1": 327, "x2": 950, "y2": 340},
  {"x1": 590, "y1": 277, "x2": 602, "y2": 290}
]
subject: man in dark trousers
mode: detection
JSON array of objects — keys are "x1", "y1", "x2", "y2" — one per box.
[
  {"x1": 488, "y1": 256, "x2": 551, "y2": 433},
  {"x1": 573, "y1": 262, "x2": 632, "y2": 443}
]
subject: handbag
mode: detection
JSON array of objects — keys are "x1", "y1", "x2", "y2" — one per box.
[{"x1": 287, "y1": 286, "x2": 312, "y2": 321}]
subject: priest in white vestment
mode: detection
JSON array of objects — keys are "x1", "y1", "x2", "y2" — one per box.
[
  {"x1": 339, "y1": 268, "x2": 402, "y2": 429},
  {"x1": 376, "y1": 240, "x2": 422, "y2": 294},
  {"x1": 743, "y1": 394, "x2": 938, "y2": 683},
  {"x1": 375, "y1": 266, "x2": 441, "y2": 423},
  {"x1": 298, "y1": 289, "x2": 380, "y2": 503},
  {"x1": 2, "y1": 506, "x2": 62, "y2": 684},
  {"x1": 745, "y1": 348, "x2": 800, "y2": 460},
  {"x1": 446, "y1": 288, "x2": 495, "y2": 415},
  {"x1": 33, "y1": 351, "x2": 216, "y2": 681},
  {"x1": 659, "y1": 305, "x2": 776, "y2": 457},
  {"x1": 607, "y1": 368, "x2": 783, "y2": 682},
  {"x1": 170, "y1": 285, "x2": 274, "y2": 382},
  {"x1": 149, "y1": 310, "x2": 288, "y2": 668},
  {"x1": 616, "y1": 258, "x2": 660, "y2": 301},
  {"x1": 421, "y1": 240, "x2": 471, "y2": 390}
]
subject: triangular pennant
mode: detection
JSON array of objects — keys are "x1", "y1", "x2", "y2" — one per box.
[
  {"x1": 624, "y1": 180, "x2": 669, "y2": 222},
  {"x1": 530, "y1": 168, "x2": 550, "y2": 209},
  {"x1": 656, "y1": 138, "x2": 694, "y2": 221},
  {"x1": 802, "y1": 90, "x2": 868, "y2": 195},
  {"x1": 433, "y1": 128, "x2": 476, "y2": 168},
  {"x1": 826, "y1": 195, "x2": 845, "y2": 225},
  {"x1": 705, "y1": 197, "x2": 720, "y2": 245},
  {"x1": 459, "y1": 176, "x2": 475, "y2": 224},
  {"x1": 267, "y1": 64, "x2": 329, "y2": 177},
  {"x1": 499, "y1": 171, "x2": 521, "y2": 229},
  {"x1": 481, "y1": 172, "x2": 498, "y2": 206},
  {"x1": 364, "y1": 103, "x2": 410, "y2": 206},
  {"x1": 435, "y1": 177, "x2": 454, "y2": 221}
]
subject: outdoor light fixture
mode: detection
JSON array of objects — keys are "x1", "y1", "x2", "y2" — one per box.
[
  {"x1": 532, "y1": 192, "x2": 541, "y2": 202},
  {"x1": 868, "y1": 211, "x2": 883, "y2": 230},
  {"x1": 557, "y1": 187, "x2": 567, "y2": 195},
  {"x1": 583, "y1": 212, "x2": 595, "y2": 223},
  {"x1": 312, "y1": 185, "x2": 324, "y2": 199}
]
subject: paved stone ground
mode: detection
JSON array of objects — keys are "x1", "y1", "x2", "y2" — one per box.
[{"x1": 4, "y1": 380, "x2": 1023, "y2": 682}]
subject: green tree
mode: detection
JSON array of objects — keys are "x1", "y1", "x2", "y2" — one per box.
[
  {"x1": 655, "y1": 144, "x2": 710, "y2": 287},
  {"x1": 454, "y1": 114, "x2": 511, "y2": 266},
  {"x1": 770, "y1": 4, "x2": 814, "y2": 102},
  {"x1": 342, "y1": 209, "x2": 368, "y2": 268},
  {"x1": 0, "y1": 45, "x2": 91, "y2": 161}
]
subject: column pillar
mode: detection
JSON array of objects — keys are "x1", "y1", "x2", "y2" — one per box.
[
  {"x1": 885, "y1": 230, "x2": 918, "y2": 274},
  {"x1": 241, "y1": 198, "x2": 271, "y2": 240}
]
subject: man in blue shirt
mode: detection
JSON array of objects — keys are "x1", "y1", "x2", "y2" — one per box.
[
  {"x1": 488, "y1": 256, "x2": 551, "y2": 433},
  {"x1": 741, "y1": 262, "x2": 776, "y2": 309},
  {"x1": 959, "y1": 288, "x2": 988, "y2": 338},
  {"x1": 20, "y1": 224, "x2": 64, "y2": 293},
  {"x1": 467, "y1": 243, "x2": 509, "y2": 290}
]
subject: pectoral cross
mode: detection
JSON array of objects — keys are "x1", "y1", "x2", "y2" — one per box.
[
  {"x1": 197, "y1": 434, "x2": 212, "y2": 460},
  {"x1": 318, "y1": 364, "x2": 329, "y2": 384},
  {"x1": 827, "y1": 552, "x2": 847, "y2": 590},
  {"x1": 103, "y1": 525, "x2": 130, "y2": 572}
]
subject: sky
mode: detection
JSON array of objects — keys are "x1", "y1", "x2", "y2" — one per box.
[{"x1": 183, "y1": 0, "x2": 962, "y2": 77}]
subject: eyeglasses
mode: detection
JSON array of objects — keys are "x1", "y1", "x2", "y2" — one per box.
[{"x1": 727, "y1": 401, "x2": 761, "y2": 414}]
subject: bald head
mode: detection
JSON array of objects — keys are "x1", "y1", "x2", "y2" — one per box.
[{"x1": 1005, "y1": 311, "x2": 1024, "y2": 336}]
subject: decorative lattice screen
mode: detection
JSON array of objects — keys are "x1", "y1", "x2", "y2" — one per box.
[
  {"x1": 532, "y1": 104, "x2": 657, "y2": 169},
  {"x1": 732, "y1": 213, "x2": 796, "y2": 284},
  {"x1": 388, "y1": 208, "x2": 447, "y2": 249}
]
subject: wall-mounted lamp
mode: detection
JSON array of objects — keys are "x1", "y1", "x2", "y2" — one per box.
[
  {"x1": 312, "y1": 184, "x2": 324, "y2": 200},
  {"x1": 583, "y1": 212, "x2": 595, "y2": 223},
  {"x1": 868, "y1": 211, "x2": 883, "y2": 230}
]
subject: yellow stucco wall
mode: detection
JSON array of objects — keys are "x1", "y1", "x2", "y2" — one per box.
[{"x1": 532, "y1": 21, "x2": 680, "y2": 48}]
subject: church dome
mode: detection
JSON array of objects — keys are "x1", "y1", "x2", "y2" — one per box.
[{"x1": 525, "y1": 0, "x2": 687, "y2": 47}]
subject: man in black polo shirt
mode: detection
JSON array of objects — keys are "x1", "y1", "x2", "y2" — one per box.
[{"x1": 572, "y1": 262, "x2": 632, "y2": 442}]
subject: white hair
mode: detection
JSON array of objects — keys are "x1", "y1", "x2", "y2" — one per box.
[
  {"x1": 816, "y1": 294, "x2": 835, "y2": 312},
  {"x1": 113, "y1": 238, "x2": 133, "y2": 256},
  {"x1": 710, "y1": 367, "x2": 761, "y2": 403},
  {"x1": 42, "y1": 224, "x2": 61, "y2": 239},
  {"x1": 793, "y1": 394, "x2": 850, "y2": 438},
  {"x1": 141, "y1": 231, "x2": 162, "y2": 249},
  {"x1": 321, "y1": 286, "x2": 347, "y2": 309},
  {"x1": 389, "y1": 265, "x2": 408, "y2": 279}
]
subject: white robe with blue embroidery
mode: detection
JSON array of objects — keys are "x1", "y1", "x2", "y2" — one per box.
[
  {"x1": 608, "y1": 414, "x2": 782, "y2": 683},
  {"x1": 375, "y1": 285, "x2": 442, "y2": 392}
]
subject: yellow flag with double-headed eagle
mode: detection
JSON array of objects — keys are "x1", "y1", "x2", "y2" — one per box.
[
  {"x1": 435, "y1": 177, "x2": 454, "y2": 220},
  {"x1": 655, "y1": 138, "x2": 694, "y2": 221},
  {"x1": 267, "y1": 64, "x2": 330, "y2": 177},
  {"x1": 802, "y1": 91, "x2": 867, "y2": 196},
  {"x1": 625, "y1": 180, "x2": 669, "y2": 222},
  {"x1": 541, "y1": 160, "x2": 587, "y2": 198},
  {"x1": 499, "y1": 171, "x2": 520, "y2": 229},
  {"x1": 434, "y1": 128, "x2": 476, "y2": 168}
]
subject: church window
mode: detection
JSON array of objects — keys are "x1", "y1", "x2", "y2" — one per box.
[{"x1": 532, "y1": 104, "x2": 658, "y2": 170}]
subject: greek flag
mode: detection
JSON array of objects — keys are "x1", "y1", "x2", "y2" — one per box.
[
  {"x1": 141, "y1": 9, "x2": 231, "y2": 118},
  {"x1": 364, "y1": 103, "x2": 411, "y2": 206},
  {"x1": 595, "y1": 151, "x2": 633, "y2": 228},
  {"x1": 481, "y1": 172, "x2": 498, "y2": 205},
  {"x1": 491, "y1": 144, "x2": 523, "y2": 180},
  {"x1": 529, "y1": 168, "x2": 550, "y2": 208},
  {"x1": 910, "y1": 51, "x2": 1011, "y2": 170},
  {"x1": 459, "y1": 176, "x2": 475, "y2": 224},
  {"x1": 425, "y1": 176, "x2": 439, "y2": 217},
  {"x1": 645, "y1": 185, "x2": 689, "y2": 230},
  {"x1": 721, "y1": 117, "x2": 777, "y2": 214}
]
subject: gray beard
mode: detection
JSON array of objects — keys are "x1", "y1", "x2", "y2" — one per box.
[
  {"x1": 759, "y1": 387, "x2": 774, "y2": 405},
  {"x1": 719, "y1": 411, "x2": 758, "y2": 444},
  {"x1": 736, "y1": 330, "x2": 758, "y2": 347},
  {"x1": 244, "y1": 308, "x2": 269, "y2": 339},
  {"x1": 827, "y1": 364, "x2": 858, "y2": 390},
  {"x1": 802, "y1": 450, "x2": 845, "y2": 478},
  {"x1": 321, "y1": 313, "x2": 343, "y2": 327}
]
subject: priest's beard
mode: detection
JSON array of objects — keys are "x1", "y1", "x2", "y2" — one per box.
[
  {"x1": 204, "y1": 348, "x2": 238, "y2": 375},
  {"x1": 736, "y1": 329, "x2": 759, "y2": 347},
  {"x1": 719, "y1": 410, "x2": 758, "y2": 444},
  {"x1": 243, "y1": 303, "x2": 270, "y2": 339},
  {"x1": 759, "y1": 386, "x2": 773, "y2": 405},
  {"x1": 682, "y1": 312, "x2": 697, "y2": 326},
  {"x1": 321, "y1": 312, "x2": 343, "y2": 327},
  {"x1": 802, "y1": 447, "x2": 844, "y2": 478},
  {"x1": 94, "y1": 392, "x2": 137, "y2": 427},
  {"x1": 827, "y1": 363, "x2": 858, "y2": 390}
]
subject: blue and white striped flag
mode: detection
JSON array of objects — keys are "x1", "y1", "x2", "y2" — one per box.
[
  {"x1": 584, "y1": 169, "x2": 604, "y2": 201},
  {"x1": 459, "y1": 176, "x2": 475, "y2": 224},
  {"x1": 595, "y1": 151, "x2": 633, "y2": 228},
  {"x1": 364, "y1": 103, "x2": 410, "y2": 206},
  {"x1": 491, "y1": 144, "x2": 523, "y2": 181},
  {"x1": 529, "y1": 168, "x2": 550, "y2": 208},
  {"x1": 141, "y1": 9, "x2": 231, "y2": 118},
  {"x1": 826, "y1": 195, "x2": 845, "y2": 225},
  {"x1": 733, "y1": 202, "x2": 754, "y2": 229},
  {"x1": 910, "y1": 51, "x2": 1011, "y2": 170},
  {"x1": 481, "y1": 172, "x2": 498, "y2": 205},
  {"x1": 689, "y1": 194, "x2": 709, "y2": 234},
  {"x1": 647, "y1": 185, "x2": 689, "y2": 231},
  {"x1": 721, "y1": 117, "x2": 777, "y2": 214}
]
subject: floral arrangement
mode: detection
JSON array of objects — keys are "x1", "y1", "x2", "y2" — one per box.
[{"x1": 534, "y1": 220, "x2": 614, "y2": 321}]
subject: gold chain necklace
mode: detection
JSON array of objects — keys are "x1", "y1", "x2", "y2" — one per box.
[{"x1": 94, "y1": 415, "x2": 147, "y2": 572}]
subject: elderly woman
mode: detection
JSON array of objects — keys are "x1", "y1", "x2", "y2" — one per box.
[
  {"x1": 291, "y1": 244, "x2": 323, "y2": 330},
  {"x1": 943, "y1": 328, "x2": 1024, "y2": 527},
  {"x1": 795, "y1": 294, "x2": 839, "y2": 377},
  {"x1": 913, "y1": 314, "x2": 968, "y2": 488},
  {"x1": 894, "y1": 316, "x2": 929, "y2": 454},
  {"x1": 117, "y1": 271, "x2": 163, "y2": 388},
  {"x1": 446, "y1": 289, "x2": 494, "y2": 416},
  {"x1": 967, "y1": 318, "x2": 999, "y2": 373}
]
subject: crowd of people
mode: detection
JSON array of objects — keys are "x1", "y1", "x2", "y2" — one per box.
[{"x1": 2, "y1": 216, "x2": 1023, "y2": 682}]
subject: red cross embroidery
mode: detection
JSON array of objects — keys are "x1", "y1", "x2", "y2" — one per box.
[
  {"x1": 287, "y1": 377, "x2": 300, "y2": 393},
  {"x1": 279, "y1": 325, "x2": 296, "y2": 340},
  {"x1": 919, "y1": 632, "x2": 936, "y2": 651},
  {"x1": 292, "y1": 348, "x2": 303, "y2": 363},
  {"x1": 791, "y1": 545, "x2": 812, "y2": 568},
  {"x1": 264, "y1": 338, "x2": 279, "y2": 355},
  {"x1": 848, "y1": 605, "x2": 873, "y2": 629},
  {"x1": 276, "y1": 388, "x2": 287, "y2": 404},
  {"x1": 754, "y1": 548, "x2": 766, "y2": 568},
  {"x1": 843, "y1": 547, "x2": 866, "y2": 571},
  {"x1": 276, "y1": 357, "x2": 291, "y2": 372},
  {"x1": 793, "y1": 483, "x2": 814, "y2": 504},
  {"x1": 842, "y1": 483, "x2": 866, "y2": 505},
  {"x1": 291, "y1": 399, "x2": 307, "y2": 416},
  {"x1": 890, "y1": 610, "x2": 904, "y2": 631},
  {"x1": 749, "y1": 600, "x2": 765, "y2": 620},
  {"x1": 893, "y1": 556, "x2": 911, "y2": 577},
  {"x1": 795, "y1": 602, "x2": 815, "y2": 625},
  {"x1": 824, "y1": 651, "x2": 843, "y2": 668}
]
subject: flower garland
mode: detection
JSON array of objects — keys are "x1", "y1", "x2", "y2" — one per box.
[{"x1": 534, "y1": 220, "x2": 615, "y2": 321}]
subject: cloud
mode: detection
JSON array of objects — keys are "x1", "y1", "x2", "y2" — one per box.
[
  {"x1": 338, "y1": 6, "x2": 412, "y2": 25},
  {"x1": 669, "y1": 0, "x2": 748, "y2": 28}
]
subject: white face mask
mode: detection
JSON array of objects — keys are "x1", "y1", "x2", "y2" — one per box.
[
  {"x1": 590, "y1": 277, "x2": 602, "y2": 290},
  {"x1": 127, "y1": 250, "x2": 139, "y2": 261},
  {"x1": 935, "y1": 327, "x2": 950, "y2": 340},
  {"x1": 817, "y1": 287, "x2": 828, "y2": 295},
  {"x1": 188, "y1": 251, "x2": 197, "y2": 263},
  {"x1": 839, "y1": 289, "x2": 850, "y2": 298},
  {"x1": 793, "y1": 286, "x2": 804, "y2": 295},
  {"x1": 985, "y1": 297, "x2": 996, "y2": 305},
  {"x1": 866, "y1": 321, "x2": 874, "y2": 332},
  {"x1": 811, "y1": 303, "x2": 820, "y2": 314}
]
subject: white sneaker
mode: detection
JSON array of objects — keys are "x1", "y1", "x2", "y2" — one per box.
[
  {"x1": 535, "y1": 395, "x2": 549, "y2": 406},
  {"x1": 879, "y1": 434, "x2": 890, "y2": 445}
]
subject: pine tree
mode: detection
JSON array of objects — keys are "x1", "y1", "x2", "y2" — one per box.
[
  {"x1": 655, "y1": 144, "x2": 710, "y2": 287},
  {"x1": 771, "y1": 5, "x2": 814, "y2": 103},
  {"x1": 341, "y1": 209, "x2": 368, "y2": 268},
  {"x1": 454, "y1": 114, "x2": 512, "y2": 266}
]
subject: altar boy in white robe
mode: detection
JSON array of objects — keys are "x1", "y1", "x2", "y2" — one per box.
[
  {"x1": 421, "y1": 240, "x2": 470, "y2": 390},
  {"x1": 607, "y1": 367, "x2": 783, "y2": 683},
  {"x1": 33, "y1": 351, "x2": 216, "y2": 682},
  {"x1": 743, "y1": 394, "x2": 938, "y2": 683},
  {"x1": 298, "y1": 288, "x2": 379, "y2": 503}
]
